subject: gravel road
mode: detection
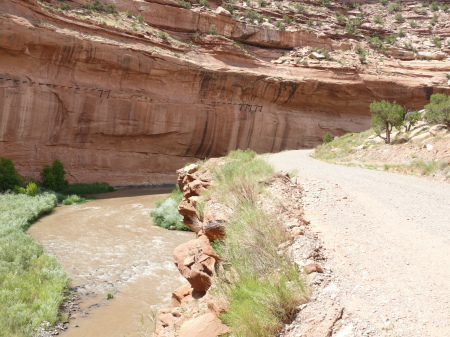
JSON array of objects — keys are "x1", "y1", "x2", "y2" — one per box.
[{"x1": 268, "y1": 150, "x2": 450, "y2": 337}]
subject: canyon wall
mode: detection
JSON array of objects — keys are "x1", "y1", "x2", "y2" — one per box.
[{"x1": 0, "y1": 0, "x2": 448, "y2": 185}]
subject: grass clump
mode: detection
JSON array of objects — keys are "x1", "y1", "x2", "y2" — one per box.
[
  {"x1": 411, "y1": 159, "x2": 449, "y2": 176},
  {"x1": 0, "y1": 193, "x2": 70, "y2": 337},
  {"x1": 62, "y1": 194, "x2": 87, "y2": 205},
  {"x1": 206, "y1": 149, "x2": 308, "y2": 337},
  {"x1": 149, "y1": 188, "x2": 190, "y2": 231}
]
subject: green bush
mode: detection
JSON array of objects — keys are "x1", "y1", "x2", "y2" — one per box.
[
  {"x1": 62, "y1": 182, "x2": 114, "y2": 196},
  {"x1": 425, "y1": 93, "x2": 450, "y2": 127},
  {"x1": 107, "y1": 3, "x2": 118, "y2": 13},
  {"x1": 62, "y1": 194, "x2": 87, "y2": 205},
  {"x1": 405, "y1": 111, "x2": 422, "y2": 131},
  {"x1": 0, "y1": 158, "x2": 22, "y2": 192},
  {"x1": 15, "y1": 181, "x2": 38, "y2": 197},
  {"x1": 0, "y1": 193, "x2": 69, "y2": 337},
  {"x1": 222, "y1": 2, "x2": 234, "y2": 14},
  {"x1": 149, "y1": 188, "x2": 190, "y2": 231},
  {"x1": 208, "y1": 24, "x2": 218, "y2": 35},
  {"x1": 374, "y1": 15, "x2": 383, "y2": 24},
  {"x1": 60, "y1": 3, "x2": 71, "y2": 10},
  {"x1": 91, "y1": 0, "x2": 105, "y2": 11},
  {"x1": 323, "y1": 132, "x2": 333, "y2": 144},
  {"x1": 41, "y1": 160, "x2": 68, "y2": 192}
]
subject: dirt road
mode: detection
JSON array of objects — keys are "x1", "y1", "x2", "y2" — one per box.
[{"x1": 268, "y1": 150, "x2": 450, "y2": 337}]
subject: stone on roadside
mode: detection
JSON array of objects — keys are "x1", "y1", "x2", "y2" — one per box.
[{"x1": 303, "y1": 261, "x2": 323, "y2": 274}]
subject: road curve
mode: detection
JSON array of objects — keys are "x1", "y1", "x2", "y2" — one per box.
[{"x1": 268, "y1": 150, "x2": 450, "y2": 337}]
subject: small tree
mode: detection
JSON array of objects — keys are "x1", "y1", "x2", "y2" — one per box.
[
  {"x1": 0, "y1": 158, "x2": 22, "y2": 192},
  {"x1": 41, "y1": 159, "x2": 68, "y2": 192},
  {"x1": 424, "y1": 93, "x2": 450, "y2": 127},
  {"x1": 404, "y1": 110, "x2": 422, "y2": 131},
  {"x1": 370, "y1": 100, "x2": 405, "y2": 144},
  {"x1": 323, "y1": 132, "x2": 333, "y2": 144}
]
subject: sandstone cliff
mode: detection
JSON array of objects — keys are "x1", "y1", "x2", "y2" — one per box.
[{"x1": 1, "y1": 0, "x2": 450, "y2": 185}]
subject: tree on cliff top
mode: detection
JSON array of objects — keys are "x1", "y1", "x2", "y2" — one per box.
[
  {"x1": 41, "y1": 159, "x2": 68, "y2": 192},
  {"x1": 425, "y1": 93, "x2": 450, "y2": 127},
  {"x1": 370, "y1": 100, "x2": 405, "y2": 144}
]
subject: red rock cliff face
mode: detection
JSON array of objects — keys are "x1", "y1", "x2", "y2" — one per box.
[{"x1": 1, "y1": 0, "x2": 449, "y2": 185}]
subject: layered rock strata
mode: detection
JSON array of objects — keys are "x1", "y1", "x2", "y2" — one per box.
[{"x1": 1, "y1": 0, "x2": 450, "y2": 185}]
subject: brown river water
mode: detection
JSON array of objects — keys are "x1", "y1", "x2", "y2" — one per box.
[{"x1": 28, "y1": 187, "x2": 194, "y2": 337}]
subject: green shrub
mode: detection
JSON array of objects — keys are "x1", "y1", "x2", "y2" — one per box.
[
  {"x1": 424, "y1": 93, "x2": 450, "y2": 127},
  {"x1": 275, "y1": 21, "x2": 286, "y2": 31},
  {"x1": 395, "y1": 13, "x2": 404, "y2": 22},
  {"x1": 199, "y1": 0, "x2": 210, "y2": 7},
  {"x1": 60, "y1": 3, "x2": 71, "y2": 10},
  {"x1": 374, "y1": 15, "x2": 383, "y2": 24},
  {"x1": 345, "y1": 22, "x2": 355, "y2": 34},
  {"x1": 41, "y1": 160, "x2": 68, "y2": 192},
  {"x1": 208, "y1": 24, "x2": 218, "y2": 35},
  {"x1": 258, "y1": 0, "x2": 267, "y2": 7},
  {"x1": 62, "y1": 182, "x2": 114, "y2": 196},
  {"x1": 137, "y1": 13, "x2": 143, "y2": 23},
  {"x1": 0, "y1": 158, "x2": 22, "y2": 192},
  {"x1": 222, "y1": 2, "x2": 234, "y2": 14},
  {"x1": 323, "y1": 132, "x2": 333, "y2": 144},
  {"x1": 282, "y1": 15, "x2": 293, "y2": 24},
  {"x1": 388, "y1": 3, "x2": 401, "y2": 12},
  {"x1": 91, "y1": 0, "x2": 105, "y2": 11},
  {"x1": 367, "y1": 34, "x2": 385, "y2": 50},
  {"x1": 294, "y1": 3, "x2": 305, "y2": 12},
  {"x1": 158, "y1": 31, "x2": 168, "y2": 40},
  {"x1": 15, "y1": 181, "x2": 38, "y2": 197},
  {"x1": 384, "y1": 34, "x2": 397, "y2": 45},
  {"x1": 0, "y1": 193, "x2": 69, "y2": 337},
  {"x1": 335, "y1": 11, "x2": 346, "y2": 24},
  {"x1": 177, "y1": 0, "x2": 192, "y2": 8},
  {"x1": 245, "y1": 9, "x2": 264, "y2": 23},
  {"x1": 404, "y1": 111, "x2": 422, "y2": 131},
  {"x1": 62, "y1": 194, "x2": 87, "y2": 205},
  {"x1": 380, "y1": 0, "x2": 388, "y2": 6},
  {"x1": 149, "y1": 188, "x2": 190, "y2": 230},
  {"x1": 431, "y1": 1, "x2": 440, "y2": 11},
  {"x1": 107, "y1": 3, "x2": 118, "y2": 13},
  {"x1": 126, "y1": 9, "x2": 133, "y2": 18},
  {"x1": 431, "y1": 36, "x2": 441, "y2": 48},
  {"x1": 430, "y1": 14, "x2": 439, "y2": 26}
]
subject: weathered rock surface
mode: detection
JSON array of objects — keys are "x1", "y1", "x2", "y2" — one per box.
[
  {"x1": 172, "y1": 234, "x2": 218, "y2": 292},
  {"x1": 2, "y1": 0, "x2": 449, "y2": 185},
  {"x1": 178, "y1": 313, "x2": 230, "y2": 337}
]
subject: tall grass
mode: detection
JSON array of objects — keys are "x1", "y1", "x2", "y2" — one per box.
[
  {"x1": 207, "y1": 149, "x2": 308, "y2": 337},
  {"x1": 0, "y1": 193, "x2": 70, "y2": 337}
]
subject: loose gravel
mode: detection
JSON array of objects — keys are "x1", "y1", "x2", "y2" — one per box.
[{"x1": 268, "y1": 150, "x2": 450, "y2": 337}]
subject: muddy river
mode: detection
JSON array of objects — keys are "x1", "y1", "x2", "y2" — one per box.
[{"x1": 28, "y1": 187, "x2": 194, "y2": 337}]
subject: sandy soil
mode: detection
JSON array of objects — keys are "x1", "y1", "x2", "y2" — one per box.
[{"x1": 268, "y1": 150, "x2": 450, "y2": 337}]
